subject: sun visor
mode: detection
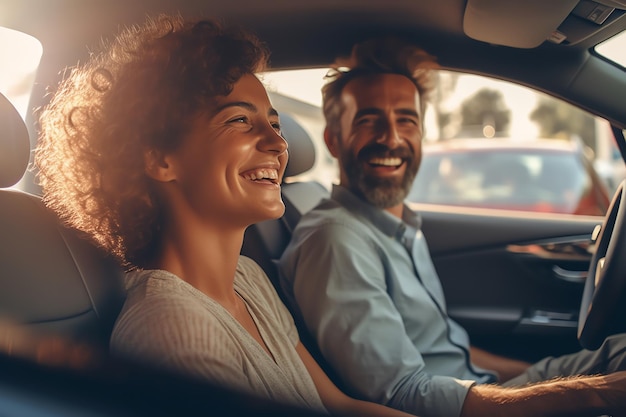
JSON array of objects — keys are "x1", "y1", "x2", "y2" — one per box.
[
  {"x1": 596, "y1": 0, "x2": 626, "y2": 8},
  {"x1": 463, "y1": 0, "x2": 579, "y2": 48}
]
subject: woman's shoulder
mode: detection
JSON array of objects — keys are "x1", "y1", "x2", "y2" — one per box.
[
  {"x1": 236, "y1": 255, "x2": 265, "y2": 275},
  {"x1": 235, "y1": 256, "x2": 295, "y2": 330},
  {"x1": 120, "y1": 269, "x2": 217, "y2": 324},
  {"x1": 235, "y1": 256, "x2": 275, "y2": 294},
  {"x1": 125, "y1": 268, "x2": 180, "y2": 292},
  {"x1": 112, "y1": 269, "x2": 232, "y2": 350},
  {"x1": 125, "y1": 268, "x2": 202, "y2": 300},
  {"x1": 235, "y1": 256, "x2": 286, "y2": 310}
]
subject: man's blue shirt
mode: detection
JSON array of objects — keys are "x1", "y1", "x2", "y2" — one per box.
[{"x1": 279, "y1": 184, "x2": 496, "y2": 417}]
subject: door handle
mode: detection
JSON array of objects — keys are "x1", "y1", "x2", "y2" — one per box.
[{"x1": 552, "y1": 265, "x2": 587, "y2": 283}]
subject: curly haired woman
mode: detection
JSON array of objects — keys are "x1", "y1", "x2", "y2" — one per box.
[{"x1": 35, "y1": 13, "x2": 416, "y2": 417}]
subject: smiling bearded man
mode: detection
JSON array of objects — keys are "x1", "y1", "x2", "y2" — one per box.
[{"x1": 340, "y1": 140, "x2": 419, "y2": 208}]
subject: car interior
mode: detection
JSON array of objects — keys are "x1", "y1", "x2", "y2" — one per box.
[
  {"x1": 0, "y1": 87, "x2": 330, "y2": 416},
  {"x1": 0, "y1": 90, "x2": 126, "y2": 347},
  {"x1": 2, "y1": 0, "x2": 626, "y2": 415},
  {"x1": 0, "y1": 89, "x2": 331, "y2": 342}
]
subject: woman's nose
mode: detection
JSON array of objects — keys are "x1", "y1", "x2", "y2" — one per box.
[{"x1": 259, "y1": 123, "x2": 288, "y2": 154}]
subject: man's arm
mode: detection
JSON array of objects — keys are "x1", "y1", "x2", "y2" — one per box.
[
  {"x1": 280, "y1": 222, "x2": 473, "y2": 417},
  {"x1": 295, "y1": 342, "x2": 418, "y2": 417},
  {"x1": 469, "y1": 346, "x2": 530, "y2": 383},
  {"x1": 461, "y1": 372, "x2": 626, "y2": 417}
]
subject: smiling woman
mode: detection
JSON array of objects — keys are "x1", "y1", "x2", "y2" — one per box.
[
  {"x1": 32, "y1": 13, "x2": 415, "y2": 417},
  {"x1": 2, "y1": 1, "x2": 626, "y2": 416},
  {"x1": 156, "y1": 74, "x2": 288, "y2": 229}
]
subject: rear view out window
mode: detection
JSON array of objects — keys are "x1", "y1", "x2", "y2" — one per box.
[{"x1": 407, "y1": 148, "x2": 606, "y2": 215}]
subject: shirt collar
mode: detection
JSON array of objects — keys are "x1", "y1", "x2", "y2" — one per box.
[{"x1": 330, "y1": 184, "x2": 421, "y2": 243}]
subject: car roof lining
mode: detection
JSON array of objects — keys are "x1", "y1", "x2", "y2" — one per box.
[
  {"x1": 463, "y1": 0, "x2": 580, "y2": 48},
  {"x1": 1, "y1": 0, "x2": 626, "y2": 127}
]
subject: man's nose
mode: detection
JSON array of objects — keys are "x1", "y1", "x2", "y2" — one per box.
[{"x1": 376, "y1": 120, "x2": 402, "y2": 149}]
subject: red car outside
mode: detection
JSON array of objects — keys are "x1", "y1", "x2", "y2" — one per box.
[{"x1": 407, "y1": 138, "x2": 611, "y2": 216}]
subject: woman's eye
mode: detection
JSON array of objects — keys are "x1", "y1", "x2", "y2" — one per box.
[
  {"x1": 271, "y1": 122, "x2": 281, "y2": 133},
  {"x1": 228, "y1": 116, "x2": 249, "y2": 124}
]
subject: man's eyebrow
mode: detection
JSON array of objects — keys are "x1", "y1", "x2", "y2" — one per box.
[
  {"x1": 354, "y1": 108, "x2": 383, "y2": 119},
  {"x1": 353, "y1": 108, "x2": 420, "y2": 119},
  {"x1": 395, "y1": 108, "x2": 420, "y2": 118}
]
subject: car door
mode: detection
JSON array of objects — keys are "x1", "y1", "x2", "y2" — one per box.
[{"x1": 418, "y1": 205, "x2": 602, "y2": 363}]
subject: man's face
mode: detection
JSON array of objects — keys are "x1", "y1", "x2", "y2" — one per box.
[{"x1": 328, "y1": 73, "x2": 423, "y2": 209}]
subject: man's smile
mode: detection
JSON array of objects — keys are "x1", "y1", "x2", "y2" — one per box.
[{"x1": 367, "y1": 156, "x2": 404, "y2": 168}]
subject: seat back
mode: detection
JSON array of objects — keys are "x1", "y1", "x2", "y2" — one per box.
[
  {"x1": 241, "y1": 113, "x2": 345, "y2": 384},
  {"x1": 0, "y1": 92, "x2": 125, "y2": 347},
  {"x1": 241, "y1": 113, "x2": 329, "y2": 292}
]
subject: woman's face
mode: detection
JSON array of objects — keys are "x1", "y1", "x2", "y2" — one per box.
[{"x1": 162, "y1": 74, "x2": 288, "y2": 228}]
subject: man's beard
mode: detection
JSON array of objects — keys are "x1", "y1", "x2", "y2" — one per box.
[{"x1": 340, "y1": 143, "x2": 420, "y2": 209}]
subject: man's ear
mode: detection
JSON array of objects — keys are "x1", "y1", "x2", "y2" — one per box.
[
  {"x1": 144, "y1": 148, "x2": 176, "y2": 182},
  {"x1": 323, "y1": 127, "x2": 340, "y2": 158}
]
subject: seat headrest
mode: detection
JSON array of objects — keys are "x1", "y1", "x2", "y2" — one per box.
[
  {"x1": 0, "y1": 93, "x2": 30, "y2": 188},
  {"x1": 280, "y1": 113, "x2": 316, "y2": 178}
]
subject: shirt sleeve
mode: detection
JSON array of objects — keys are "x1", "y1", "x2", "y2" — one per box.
[{"x1": 280, "y1": 220, "x2": 474, "y2": 417}]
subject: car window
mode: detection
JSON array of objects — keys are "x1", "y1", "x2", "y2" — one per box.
[
  {"x1": 264, "y1": 69, "x2": 624, "y2": 216},
  {"x1": 595, "y1": 29, "x2": 626, "y2": 68},
  {"x1": 406, "y1": 145, "x2": 606, "y2": 215},
  {"x1": 0, "y1": 26, "x2": 42, "y2": 118}
]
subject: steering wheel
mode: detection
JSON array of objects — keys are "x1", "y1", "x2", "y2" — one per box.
[{"x1": 578, "y1": 180, "x2": 626, "y2": 350}]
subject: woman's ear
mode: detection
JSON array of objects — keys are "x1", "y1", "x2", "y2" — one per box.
[
  {"x1": 323, "y1": 127, "x2": 340, "y2": 158},
  {"x1": 144, "y1": 149, "x2": 176, "y2": 182}
]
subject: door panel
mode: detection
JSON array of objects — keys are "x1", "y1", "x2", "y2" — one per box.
[{"x1": 414, "y1": 204, "x2": 603, "y2": 362}]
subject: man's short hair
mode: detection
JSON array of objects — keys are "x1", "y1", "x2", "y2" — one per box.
[{"x1": 322, "y1": 37, "x2": 438, "y2": 136}]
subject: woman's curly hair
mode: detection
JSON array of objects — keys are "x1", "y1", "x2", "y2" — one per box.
[
  {"x1": 322, "y1": 36, "x2": 439, "y2": 136},
  {"x1": 35, "y1": 14, "x2": 269, "y2": 268}
]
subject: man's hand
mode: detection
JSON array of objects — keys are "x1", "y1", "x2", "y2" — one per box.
[
  {"x1": 461, "y1": 371, "x2": 626, "y2": 417},
  {"x1": 469, "y1": 345, "x2": 531, "y2": 383}
]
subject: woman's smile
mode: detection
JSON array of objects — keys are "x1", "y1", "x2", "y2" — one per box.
[{"x1": 240, "y1": 167, "x2": 280, "y2": 185}]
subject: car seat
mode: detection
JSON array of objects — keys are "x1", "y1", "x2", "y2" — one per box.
[
  {"x1": 241, "y1": 112, "x2": 329, "y2": 293},
  {"x1": 240, "y1": 113, "x2": 344, "y2": 385},
  {"x1": 0, "y1": 92, "x2": 125, "y2": 347}
]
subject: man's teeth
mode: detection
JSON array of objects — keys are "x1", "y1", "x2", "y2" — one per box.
[
  {"x1": 242, "y1": 169, "x2": 279, "y2": 181},
  {"x1": 369, "y1": 157, "x2": 402, "y2": 167}
]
